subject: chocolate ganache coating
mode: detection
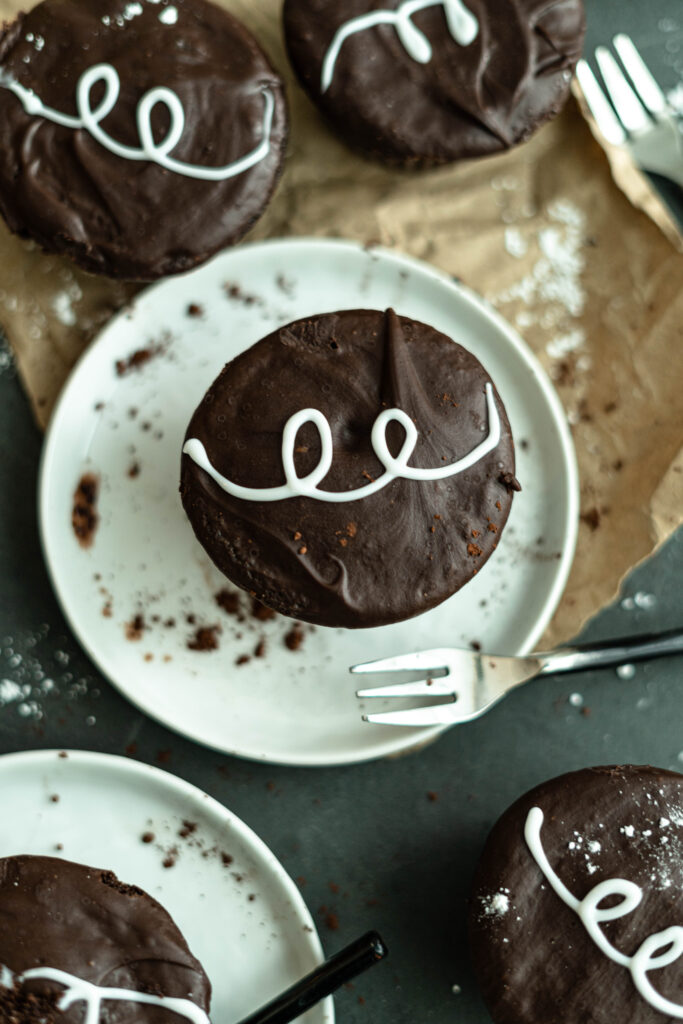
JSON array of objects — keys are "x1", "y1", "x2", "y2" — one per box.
[
  {"x1": 283, "y1": 0, "x2": 586, "y2": 167},
  {"x1": 0, "y1": 0, "x2": 288, "y2": 281},
  {"x1": 0, "y1": 855, "x2": 211, "y2": 1023},
  {"x1": 180, "y1": 309, "x2": 516, "y2": 629},
  {"x1": 470, "y1": 766, "x2": 683, "y2": 1024}
]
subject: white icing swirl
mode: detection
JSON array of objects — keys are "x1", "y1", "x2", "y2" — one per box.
[
  {"x1": 0, "y1": 63, "x2": 275, "y2": 181},
  {"x1": 183, "y1": 383, "x2": 501, "y2": 505},
  {"x1": 0, "y1": 965, "x2": 210, "y2": 1024},
  {"x1": 320, "y1": 0, "x2": 479, "y2": 93},
  {"x1": 525, "y1": 807, "x2": 683, "y2": 1019}
]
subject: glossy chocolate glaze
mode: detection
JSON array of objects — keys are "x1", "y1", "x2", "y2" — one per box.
[
  {"x1": 0, "y1": 855, "x2": 211, "y2": 1023},
  {"x1": 284, "y1": 0, "x2": 586, "y2": 166},
  {"x1": 0, "y1": 0, "x2": 288, "y2": 280},
  {"x1": 180, "y1": 309, "x2": 516, "y2": 629},
  {"x1": 470, "y1": 766, "x2": 683, "y2": 1024}
]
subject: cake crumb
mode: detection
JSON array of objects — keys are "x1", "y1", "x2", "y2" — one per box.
[
  {"x1": 499, "y1": 472, "x2": 522, "y2": 493},
  {"x1": 125, "y1": 614, "x2": 146, "y2": 642},
  {"x1": 188, "y1": 626, "x2": 221, "y2": 652},
  {"x1": 115, "y1": 342, "x2": 166, "y2": 376},
  {"x1": 284, "y1": 625, "x2": 305, "y2": 652},
  {"x1": 72, "y1": 473, "x2": 99, "y2": 548}
]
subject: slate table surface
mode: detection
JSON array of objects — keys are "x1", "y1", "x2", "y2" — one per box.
[{"x1": 1, "y1": 2, "x2": 682, "y2": 1022}]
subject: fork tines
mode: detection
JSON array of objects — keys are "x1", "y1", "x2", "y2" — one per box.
[
  {"x1": 577, "y1": 33, "x2": 672, "y2": 144},
  {"x1": 353, "y1": 649, "x2": 456, "y2": 726}
]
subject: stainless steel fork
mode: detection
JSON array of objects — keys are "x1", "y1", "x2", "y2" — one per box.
[
  {"x1": 576, "y1": 34, "x2": 683, "y2": 189},
  {"x1": 353, "y1": 628, "x2": 683, "y2": 727}
]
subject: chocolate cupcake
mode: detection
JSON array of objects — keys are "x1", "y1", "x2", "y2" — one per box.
[
  {"x1": 283, "y1": 0, "x2": 586, "y2": 167},
  {"x1": 0, "y1": 855, "x2": 211, "y2": 1022},
  {"x1": 180, "y1": 308, "x2": 517, "y2": 629},
  {"x1": 470, "y1": 765, "x2": 683, "y2": 1024},
  {"x1": 0, "y1": 0, "x2": 288, "y2": 280}
]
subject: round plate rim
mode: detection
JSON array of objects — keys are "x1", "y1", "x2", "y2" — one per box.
[
  {"x1": 38, "y1": 237, "x2": 580, "y2": 767},
  {"x1": 0, "y1": 746, "x2": 333, "y2": 1022}
]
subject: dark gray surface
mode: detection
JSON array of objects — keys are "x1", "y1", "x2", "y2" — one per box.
[
  {"x1": 1, "y1": 341, "x2": 683, "y2": 1024},
  {"x1": 1, "y1": 4, "x2": 683, "y2": 1022}
]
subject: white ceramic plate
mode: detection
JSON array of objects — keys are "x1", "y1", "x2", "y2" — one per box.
[
  {"x1": 0, "y1": 749, "x2": 332, "y2": 1024},
  {"x1": 39, "y1": 239, "x2": 579, "y2": 766}
]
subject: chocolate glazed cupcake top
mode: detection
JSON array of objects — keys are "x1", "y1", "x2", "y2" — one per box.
[
  {"x1": 0, "y1": 0, "x2": 288, "y2": 280},
  {"x1": 0, "y1": 855, "x2": 211, "y2": 1023},
  {"x1": 283, "y1": 0, "x2": 586, "y2": 165},
  {"x1": 470, "y1": 766, "x2": 683, "y2": 1024},
  {"x1": 180, "y1": 309, "x2": 517, "y2": 629}
]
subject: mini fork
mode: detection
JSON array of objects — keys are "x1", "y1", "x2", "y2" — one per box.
[
  {"x1": 576, "y1": 35, "x2": 683, "y2": 191},
  {"x1": 353, "y1": 628, "x2": 683, "y2": 727}
]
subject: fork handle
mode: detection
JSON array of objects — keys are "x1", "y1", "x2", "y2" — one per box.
[{"x1": 536, "y1": 627, "x2": 683, "y2": 676}]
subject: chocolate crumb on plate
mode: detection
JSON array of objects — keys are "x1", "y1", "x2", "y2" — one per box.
[
  {"x1": 125, "y1": 614, "x2": 146, "y2": 642},
  {"x1": 115, "y1": 343, "x2": 166, "y2": 377},
  {"x1": 72, "y1": 473, "x2": 99, "y2": 548},
  {"x1": 284, "y1": 625, "x2": 305, "y2": 652},
  {"x1": 215, "y1": 589, "x2": 243, "y2": 619},
  {"x1": 187, "y1": 625, "x2": 221, "y2": 652}
]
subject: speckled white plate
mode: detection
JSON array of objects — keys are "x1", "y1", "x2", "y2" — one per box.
[
  {"x1": 39, "y1": 238, "x2": 579, "y2": 766},
  {"x1": 0, "y1": 749, "x2": 332, "y2": 1024}
]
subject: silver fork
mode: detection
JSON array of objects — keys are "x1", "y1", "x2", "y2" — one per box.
[
  {"x1": 353, "y1": 628, "x2": 683, "y2": 727},
  {"x1": 576, "y1": 34, "x2": 683, "y2": 189}
]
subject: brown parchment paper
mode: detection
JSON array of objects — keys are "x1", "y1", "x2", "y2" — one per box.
[{"x1": 1, "y1": 0, "x2": 682, "y2": 649}]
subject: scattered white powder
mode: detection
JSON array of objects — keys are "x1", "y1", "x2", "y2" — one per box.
[
  {"x1": 489, "y1": 197, "x2": 587, "y2": 369},
  {"x1": 124, "y1": 1, "x2": 144, "y2": 17},
  {"x1": 0, "y1": 626, "x2": 100, "y2": 724},
  {"x1": 481, "y1": 891, "x2": 510, "y2": 918},
  {"x1": 52, "y1": 290, "x2": 79, "y2": 327},
  {"x1": 17, "y1": 701, "x2": 42, "y2": 720},
  {"x1": 588, "y1": 841, "x2": 601, "y2": 854},
  {"x1": 0, "y1": 679, "x2": 22, "y2": 704},
  {"x1": 621, "y1": 591, "x2": 656, "y2": 611},
  {"x1": 546, "y1": 328, "x2": 586, "y2": 359},
  {"x1": 25, "y1": 33, "x2": 44, "y2": 50},
  {"x1": 0, "y1": 338, "x2": 12, "y2": 376},
  {"x1": 159, "y1": 6, "x2": 178, "y2": 23},
  {"x1": 616, "y1": 664, "x2": 636, "y2": 680},
  {"x1": 504, "y1": 227, "x2": 528, "y2": 259},
  {"x1": 621, "y1": 825, "x2": 635, "y2": 838}
]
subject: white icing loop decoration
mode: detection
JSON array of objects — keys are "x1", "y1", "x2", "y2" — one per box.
[
  {"x1": 525, "y1": 807, "x2": 683, "y2": 1019},
  {"x1": 321, "y1": 0, "x2": 479, "y2": 92},
  {"x1": 183, "y1": 383, "x2": 501, "y2": 505},
  {"x1": 1, "y1": 965, "x2": 210, "y2": 1024},
  {"x1": 0, "y1": 63, "x2": 275, "y2": 181}
]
